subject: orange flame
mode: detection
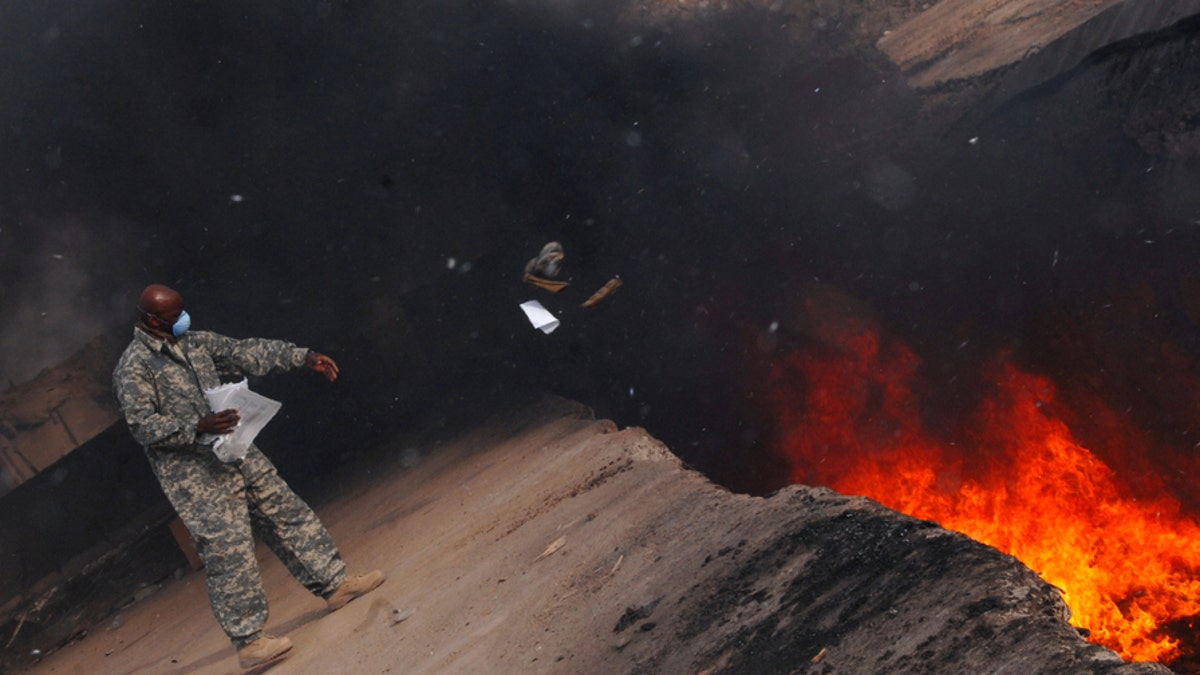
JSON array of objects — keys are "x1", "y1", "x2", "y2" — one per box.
[{"x1": 768, "y1": 321, "x2": 1200, "y2": 665}]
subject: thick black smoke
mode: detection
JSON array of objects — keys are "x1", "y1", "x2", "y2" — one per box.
[{"x1": 3, "y1": 1, "x2": 1200, "y2": 495}]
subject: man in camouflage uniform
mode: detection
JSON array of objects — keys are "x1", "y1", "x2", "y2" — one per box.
[{"x1": 112, "y1": 284, "x2": 385, "y2": 669}]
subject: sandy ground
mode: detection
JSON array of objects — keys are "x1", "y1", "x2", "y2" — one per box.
[
  {"x1": 20, "y1": 396, "x2": 687, "y2": 674},
  {"x1": 16, "y1": 393, "x2": 1169, "y2": 675}
]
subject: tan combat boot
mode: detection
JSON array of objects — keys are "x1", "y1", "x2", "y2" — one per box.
[
  {"x1": 237, "y1": 634, "x2": 293, "y2": 669},
  {"x1": 326, "y1": 570, "x2": 386, "y2": 610}
]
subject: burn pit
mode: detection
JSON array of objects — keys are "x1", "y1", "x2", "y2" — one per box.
[
  {"x1": 3, "y1": 1, "x2": 1200, "y2": 671},
  {"x1": 751, "y1": 283, "x2": 1200, "y2": 666}
]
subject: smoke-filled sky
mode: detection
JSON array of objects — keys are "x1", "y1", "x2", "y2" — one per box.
[{"x1": 3, "y1": 0, "x2": 1200, "y2": 490}]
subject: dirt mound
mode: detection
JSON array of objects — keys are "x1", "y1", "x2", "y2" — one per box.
[{"x1": 16, "y1": 395, "x2": 1165, "y2": 673}]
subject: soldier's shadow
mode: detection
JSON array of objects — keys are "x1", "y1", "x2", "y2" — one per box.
[{"x1": 269, "y1": 607, "x2": 326, "y2": 637}]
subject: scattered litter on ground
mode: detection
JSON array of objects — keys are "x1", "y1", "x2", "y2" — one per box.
[
  {"x1": 614, "y1": 598, "x2": 661, "y2": 633},
  {"x1": 536, "y1": 536, "x2": 567, "y2": 561}
]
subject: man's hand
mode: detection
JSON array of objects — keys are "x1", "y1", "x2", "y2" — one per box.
[
  {"x1": 306, "y1": 351, "x2": 340, "y2": 382},
  {"x1": 198, "y1": 409, "x2": 240, "y2": 435}
]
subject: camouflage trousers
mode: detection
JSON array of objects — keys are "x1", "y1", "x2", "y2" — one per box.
[{"x1": 147, "y1": 444, "x2": 346, "y2": 647}]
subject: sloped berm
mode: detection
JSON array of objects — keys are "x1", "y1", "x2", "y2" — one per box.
[{"x1": 22, "y1": 395, "x2": 1169, "y2": 674}]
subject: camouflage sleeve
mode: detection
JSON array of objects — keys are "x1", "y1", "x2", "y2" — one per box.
[
  {"x1": 191, "y1": 331, "x2": 310, "y2": 378},
  {"x1": 112, "y1": 355, "x2": 199, "y2": 450}
]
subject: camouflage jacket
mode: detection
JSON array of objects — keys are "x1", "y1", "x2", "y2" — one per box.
[{"x1": 112, "y1": 328, "x2": 309, "y2": 453}]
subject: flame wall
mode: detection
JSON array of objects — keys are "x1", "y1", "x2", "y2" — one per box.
[{"x1": 764, "y1": 290, "x2": 1200, "y2": 666}]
